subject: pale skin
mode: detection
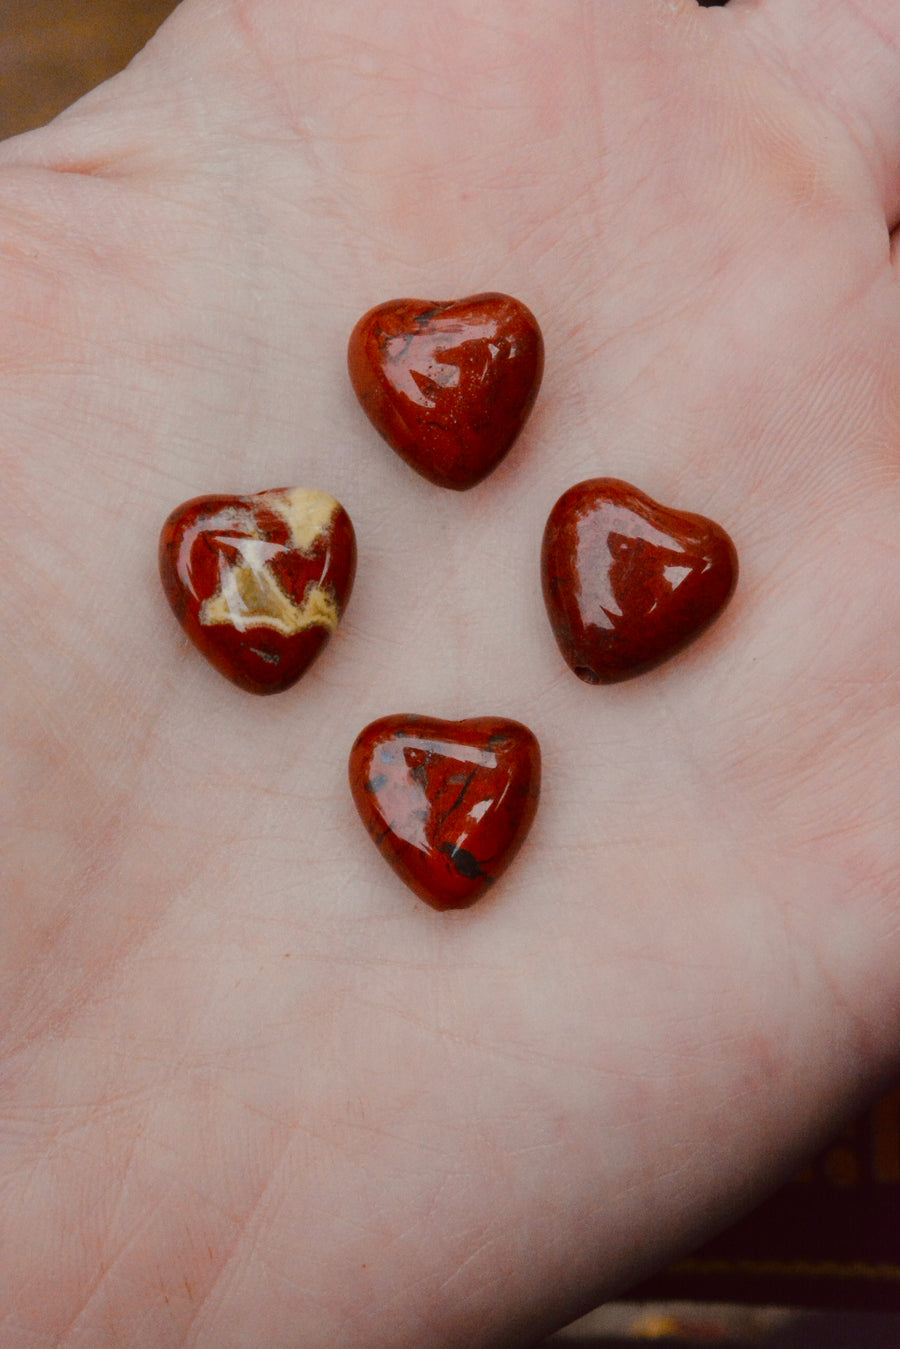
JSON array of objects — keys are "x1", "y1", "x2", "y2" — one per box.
[{"x1": 1, "y1": 0, "x2": 898, "y2": 1343}]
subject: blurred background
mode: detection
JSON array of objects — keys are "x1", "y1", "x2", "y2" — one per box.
[
  {"x1": 1, "y1": 0, "x2": 898, "y2": 1343},
  {"x1": 1, "y1": 0, "x2": 178, "y2": 141}
]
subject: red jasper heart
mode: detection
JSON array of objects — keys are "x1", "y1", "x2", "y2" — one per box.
[
  {"x1": 347, "y1": 292, "x2": 544, "y2": 490},
  {"x1": 349, "y1": 715, "x2": 541, "y2": 910},
  {"x1": 159, "y1": 487, "x2": 356, "y2": 694},
  {"x1": 541, "y1": 478, "x2": 738, "y2": 684}
]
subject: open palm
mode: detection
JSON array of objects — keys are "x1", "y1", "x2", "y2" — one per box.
[{"x1": 2, "y1": 1, "x2": 898, "y2": 1344}]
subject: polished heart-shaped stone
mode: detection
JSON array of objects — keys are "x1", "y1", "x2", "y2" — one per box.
[
  {"x1": 159, "y1": 487, "x2": 356, "y2": 694},
  {"x1": 542, "y1": 478, "x2": 738, "y2": 684},
  {"x1": 349, "y1": 715, "x2": 541, "y2": 910},
  {"x1": 347, "y1": 292, "x2": 544, "y2": 490}
]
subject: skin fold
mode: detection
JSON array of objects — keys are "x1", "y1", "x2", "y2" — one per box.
[{"x1": 0, "y1": 1, "x2": 898, "y2": 1344}]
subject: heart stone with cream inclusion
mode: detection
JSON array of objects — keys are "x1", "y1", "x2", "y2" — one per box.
[{"x1": 159, "y1": 487, "x2": 356, "y2": 694}]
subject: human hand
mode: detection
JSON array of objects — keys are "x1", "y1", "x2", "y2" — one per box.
[{"x1": 1, "y1": 1, "x2": 898, "y2": 1344}]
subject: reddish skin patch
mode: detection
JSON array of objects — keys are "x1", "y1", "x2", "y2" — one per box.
[
  {"x1": 541, "y1": 478, "x2": 738, "y2": 684},
  {"x1": 158, "y1": 489, "x2": 356, "y2": 694},
  {"x1": 347, "y1": 292, "x2": 544, "y2": 490},
  {"x1": 349, "y1": 715, "x2": 541, "y2": 911}
]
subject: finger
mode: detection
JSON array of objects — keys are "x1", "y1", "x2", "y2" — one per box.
[{"x1": 733, "y1": 0, "x2": 900, "y2": 226}]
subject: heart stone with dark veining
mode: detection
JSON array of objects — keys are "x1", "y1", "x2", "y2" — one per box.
[
  {"x1": 159, "y1": 487, "x2": 356, "y2": 694},
  {"x1": 347, "y1": 292, "x2": 544, "y2": 490},
  {"x1": 349, "y1": 715, "x2": 541, "y2": 910},
  {"x1": 541, "y1": 478, "x2": 738, "y2": 684}
]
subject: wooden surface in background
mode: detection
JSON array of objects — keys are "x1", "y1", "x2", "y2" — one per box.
[{"x1": 1, "y1": 0, "x2": 180, "y2": 141}]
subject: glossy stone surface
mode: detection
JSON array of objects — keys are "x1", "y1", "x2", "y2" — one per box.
[
  {"x1": 349, "y1": 715, "x2": 541, "y2": 910},
  {"x1": 159, "y1": 488, "x2": 356, "y2": 694},
  {"x1": 541, "y1": 478, "x2": 738, "y2": 684},
  {"x1": 347, "y1": 293, "x2": 544, "y2": 490}
]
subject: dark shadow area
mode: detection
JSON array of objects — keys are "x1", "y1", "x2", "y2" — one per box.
[{"x1": 547, "y1": 1312, "x2": 900, "y2": 1347}]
